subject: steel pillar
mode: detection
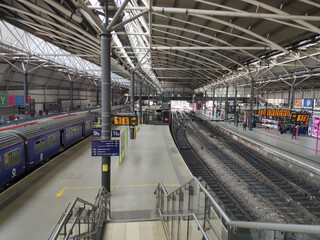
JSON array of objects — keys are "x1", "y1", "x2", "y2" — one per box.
[
  {"x1": 130, "y1": 71, "x2": 135, "y2": 139},
  {"x1": 96, "y1": 85, "x2": 99, "y2": 106},
  {"x1": 290, "y1": 85, "x2": 295, "y2": 110},
  {"x1": 111, "y1": 87, "x2": 114, "y2": 106},
  {"x1": 256, "y1": 88, "x2": 259, "y2": 111},
  {"x1": 249, "y1": 77, "x2": 254, "y2": 131},
  {"x1": 234, "y1": 86, "x2": 237, "y2": 126},
  {"x1": 101, "y1": 1, "x2": 111, "y2": 192},
  {"x1": 139, "y1": 82, "x2": 142, "y2": 124},
  {"x1": 148, "y1": 87, "x2": 150, "y2": 107},
  {"x1": 225, "y1": 86, "x2": 229, "y2": 120},
  {"x1": 204, "y1": 91, "x2": 207, "y2": 112},
  {"x1": 24, "y1": 71, "x2": 28, "y2": 114},
  {"x1": 130, "y1": 71, "x2": 135, "y2": 112},
  {"x1": 70, "y1": 81, "x2": 73, "y2": 111}
]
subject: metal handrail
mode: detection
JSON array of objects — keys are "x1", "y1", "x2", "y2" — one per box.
[
  {"x1": 157, "y1": 208, "x2": 209, "y2": 240},
  {"x1": 156, "y1": 177, "x2": 320, "y2": 236},
  {"x1": 49, "y1": 186, "x2": 110, "y2": 240}
]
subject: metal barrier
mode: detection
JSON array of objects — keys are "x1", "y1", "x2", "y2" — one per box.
[
  {"x1": 49, "y1": 187, "x2": 110, "y2": 240},
  {"x1": 155, "y1": 177, "x2": 320, "y2": 240}
]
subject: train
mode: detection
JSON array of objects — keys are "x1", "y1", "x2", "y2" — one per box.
[{"x1": 0, "y1": 105, "x2": 129, "y2": 189}]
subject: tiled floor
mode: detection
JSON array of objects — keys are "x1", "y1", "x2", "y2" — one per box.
[{"x1": 103, "y1": 221, "x2": 167, "y2": 240}]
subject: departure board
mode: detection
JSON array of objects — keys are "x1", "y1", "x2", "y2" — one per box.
[
  {"x1": 113, "y1": 115, "x2": 138, "y2": 126},
  {"x1": 290, "y1": 113, "x2": 310, "y2": 123}
]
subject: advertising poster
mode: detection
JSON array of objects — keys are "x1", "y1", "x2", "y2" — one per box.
[
  {"x1": 315, "y1": 99, "x2": 320, "y2": 107},
  {"x1": 0, "y1": 95, "x2": 7, "y2": 106},
  {"x1": 7, "y1": 95, "x2": 15, "y2": 106},
  {"x1": 303, "y1": 99, "x2": 313, "y2": 108},
  {"x1": 294, "y1": 99, "x2": 302, "y2": 107},
  {"x1": 284, "y1": 98, "x2": 289, "y2": 104},
  {"x1": 15, "y1": 95, "x2": 24, "y2": 106},
  {"x1": 312, "y1": 116, "x2": 320, "y2": 137}
]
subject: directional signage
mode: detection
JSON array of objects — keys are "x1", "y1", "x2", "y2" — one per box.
[
  {"x1": 93, "y1": 128, "x2": 101, "y2": 138},
  {"x1": 112, "y1": 130, "x2": 120, "y2": 138},
  {"x1": 91, "y1": 140, "x2": 120, "y2": 156}
]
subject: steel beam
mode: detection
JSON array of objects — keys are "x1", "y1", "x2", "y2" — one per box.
[{"x1": 106, "y1": 0, "x2": 130, "y2": 31}]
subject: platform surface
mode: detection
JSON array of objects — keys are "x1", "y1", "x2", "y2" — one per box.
[
  {"x1": 198, "y1": 110, "x2": 320, "y2": 172},
  {"x1": 0, "y1": 124, "x2": 191, "y2": 240}
]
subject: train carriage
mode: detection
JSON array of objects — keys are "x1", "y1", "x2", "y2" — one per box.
[
  {"x1": 0, "y1": 132, "x2": 25, "y2": 188},
  {"x1": 8, "y1": 125, "x2": 62, "y2": 170}
]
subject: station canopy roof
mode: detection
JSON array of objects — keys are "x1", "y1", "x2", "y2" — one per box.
[{"x1": 0, "y1": 0, "x2": 319, "y2": 93}]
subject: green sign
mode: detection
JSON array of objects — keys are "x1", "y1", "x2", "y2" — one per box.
[{"x1": 0, "y1": 95, "x2": 7, "y2": 106}]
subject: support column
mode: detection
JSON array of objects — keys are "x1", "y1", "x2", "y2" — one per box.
[
  {"x1": 101, "y1": 1, "x2": 112, "y2": 192},
  {"x1": 70, "y1": 81, "x2": 73, "y2": 111},
  {"x1": 256, "y1": 88, "x2": 259, "y2": 111},
  {"x1": 130, "y1": 71, "x2": 135, "y2": 112},
  {"x1": 148, "y1": 87, "x2": 150, "y2": 107},
  {"x1": 111, "y1": 87, "x2": 114, "y2": 106},
  {"x1": 312, "y1": 90, "x2": 315, "y2": 114},
  {"x1": 288, "y1": 86, "x2": 291, "y2": 108},
  {"x1": 212, "y1": 88, "x2": 215, "y2": 109},
  {"x1": 290, "y1": 85, "x2": 295, "y2": 110},
  {"x1": 225, "y1": 86, "x2": 229, "y2": 120},
  {"x1": 130, "y1": 71, "x2": 135, "y2": 139},
  {"x1": 24, "y1": 71, "x2": 29, "y2": 115},
  {"x1": 139, "y1": 81, "x2": 142, "y2": 124},
  {"x1": 192, "y1": 91, "x2": 195, "y2": 110},
  {"x1": 96, "y1": 85, "x2": 99, "y2": 106},
  {"x1": 204, "y1": 90, "x2": 207, "y2": 112},
  {"x1": 234, "y1": 86, "x2": 238, "y2": 126},
  {"x1": 249, "y1": 77, "x2": 254, "y2": 131}
]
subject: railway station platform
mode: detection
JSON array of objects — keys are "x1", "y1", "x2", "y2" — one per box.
[
  {"x1": 197, "y1": 110, "x2": 320, "y2": 173},
  {"x1": 0, "y1": 124, "x2": 192, "y2": 240}
]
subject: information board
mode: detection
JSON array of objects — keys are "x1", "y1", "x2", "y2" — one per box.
[
  {"x1": 113, "y1": 115, "x2": 138, "y2": 126},
  {"x1": 91, "y1": 140, "x2": 119, "y2": 156},
  {"x1": 290, "y1": 113, "x2": 310, "y2": 123},
  {"x1": 258, "y1": 109, "x2": 291, "y2": 117}
]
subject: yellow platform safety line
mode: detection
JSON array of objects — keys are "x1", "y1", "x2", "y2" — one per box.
[{"x1": 56, "y1": 184, "x2": 181, "y2": 198}]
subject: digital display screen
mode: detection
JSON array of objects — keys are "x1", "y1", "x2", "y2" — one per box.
[{"x1": 290, "y1": 114, "x2": 310, "y2": 123}]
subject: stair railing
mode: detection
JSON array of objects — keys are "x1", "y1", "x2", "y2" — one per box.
[
  {"x1": 155, "y1": 177, "x2": 320, "y2": 240},
  {"x1": 49, "y1": 187, "x2": 110, "y2": 240}
]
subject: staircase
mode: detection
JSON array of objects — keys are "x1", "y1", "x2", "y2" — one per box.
[{"x1": 49, "y1": 187, "x2": 110, "y2": 240}]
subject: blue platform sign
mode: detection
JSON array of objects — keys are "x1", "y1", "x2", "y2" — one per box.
[
  {"x1": 91, "y1": 140, "x2": 120, "y2": 156},
  {"x1": 93, "y1": 128, "x2": 101, "y2": 138},
  {"x1": 112, "y1": 130, "x2": 120, "y2": 138}
]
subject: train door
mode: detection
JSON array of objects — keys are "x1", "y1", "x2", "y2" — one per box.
[
  {"x1": 82, "y1": 122, "x2": 85, "y2": 137},
  {"x1": 60, "y1": 129, "x2": 65, "y2": 149}
]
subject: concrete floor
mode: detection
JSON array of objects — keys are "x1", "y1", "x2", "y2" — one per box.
[{"x1": 0, "y1": 124, "x2": 191, "y2": 240}]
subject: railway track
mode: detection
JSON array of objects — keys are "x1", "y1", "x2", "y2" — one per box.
[
  {"x1": 187, "y1": 112, "x2": 320, "y2": 227},
  {"x1": 171, "y1": 111, "x2": 254, "y2": 221}
]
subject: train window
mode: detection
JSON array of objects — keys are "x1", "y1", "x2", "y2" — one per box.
[
  {"x1": 48, "y1": 134, "x2": 57, "y2": 147},
  {"x1": 85, "y1": 121, "x2": 91, "y2": 129},
  {"x1": 0, "y1": 156, "x2": 1, "y2": 173},
  {"x1": 35, "y1": 138, "x2": 46, "y2": 153},
  {"x1": 4, "y1": 148, "x2": 20, "y2": 169}
]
